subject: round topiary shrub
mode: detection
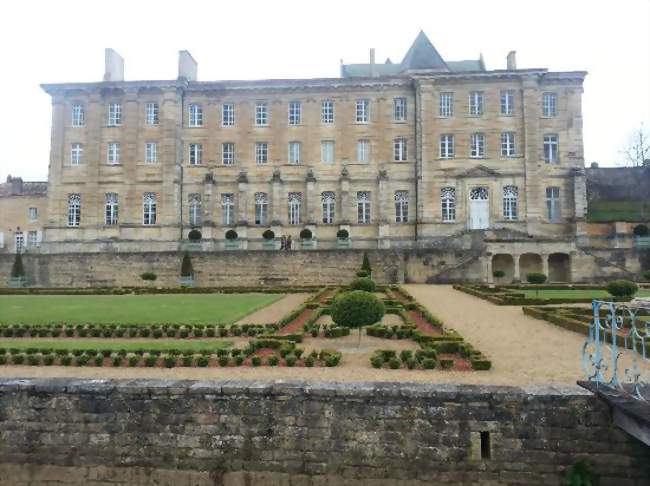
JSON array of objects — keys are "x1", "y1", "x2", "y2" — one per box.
[
  {"x1": 330, "y1": 290, "x2": 385, "y2": 328},
  {"x1": 349, "y1": 277, "x2": 377, "y2": 292},
  {"x1": 526, "y1": 272, "x2": 547, "y2": 284},
  {"x1": 188, "y1": 229, "x2": 202, "y2": 241},
  {"x1": 300, "y1": 228, "x2": 312, "y2": 240},
  {"x1": 262, "y1": 229, "x2": 275, "y2": 240},
  {"x1": 225, "y1": 229, "x2": 238, "y2": 240},
  {"x1": 356, "y1": 270, "x2": 369, "y2": 278},
  {"x1": 492, "y1": 270, "x2": 505, "y2": 279},
  {"x1": 606, "y1": 279, "x2": 638, "y2": 298},
  {"x1": 336, "y1": 229, "x2": 349, "y2": 239},
  {"x1": 633, "y1": 224, "x2": 649, "y2": 237}
]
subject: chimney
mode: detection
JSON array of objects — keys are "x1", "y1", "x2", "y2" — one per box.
[
  {"x1": 178, "y1": 50, "x2": 198, "y2": 81},
  {"x1": 103, "y1": 48, "x2": 124, "y2": 82},
  {"x1": 506, "y1": 50, "x2": 517, "y2": 70},
  {"x1": 369, "y1": 48, "x2": 376, "y2": 77}
]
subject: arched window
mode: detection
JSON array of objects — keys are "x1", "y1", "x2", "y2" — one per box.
[
  {"x1": 221, "y1": 194, "x2": 234, "y2": 226},
  {"x1": 503, "y1": 186, "x2": 518, "y2": 221},
  {"x1": 357, "y1": 191, "x2": 371, "y2": 224},
  {"x1": 188, "y1": 194, "x2": 202, "y2": 226},
  {"x1": 143, "y1": 193, "x2": 157, "y2": 225},
  {"x1": 288, "y1": 193, "x2": 301, "y2": 225},
  {"x1": 255, "y1": 192, "x2": 268, "y2": 225},
  {"x1": 321, "y1": 191, "x2": 335, "y2": 224},
  {"x1": 67, "y1": 194, "x2": 81, "y2": 227},
  {"x1": 105, "y1": 193, "x2": 118, "y2": 225},
  {"x1": 441, "y1": 187, "x2": 455, "y2": 222},
  {"x1": 394, "y1": 191, "x2": 409, "y2": 223}
]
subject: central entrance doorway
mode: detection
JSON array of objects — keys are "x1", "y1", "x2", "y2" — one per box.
[{"x1": 469, "y1": 187, "x2": 489, "y2": 229}]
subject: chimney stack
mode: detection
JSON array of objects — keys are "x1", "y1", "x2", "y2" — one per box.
[
  {"x1": 369, "y1": 48, "x2": 377, "y2": 77},
  {"x1": 178, "y1": 50, "x2": 198, "y2": 81},
  {"x1": 103, "y1": 48, "x2": 124, "y2": 82},
  {"x1": 506, "y1": 50, "x2": 517, "y2": 70}
]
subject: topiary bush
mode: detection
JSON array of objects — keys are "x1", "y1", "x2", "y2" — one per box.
[
  {"x1": 526, "y1": 272, "x2": 547, "y2": 284},
  {"x1": 492, "y1": 270, "x2": 505, "y2": 279},
  {"x1": 180, "y1": 251, "x2": 193, "y2": 278},
  {"x1": 10, "y1": 253, "x2": 25, "y2": 278},
  {"x1": 225, "y1": 229, "x2": 238, "y2": 240},
  {"x1": 330, "y1": 290, "x2": 385, "y2": 328},
  {"x1": 606, "y1": 279, "x2": 638, "y2": 298},
  {"x1": 356, "y1": 270, "x2": 369, "y2": 278},
  {"x1": 188, "y1": 229, "x2": 202, "y2": 241},
  {"x1": 349, "y1": 277, "x2": 377, "y2": 292},
  {"x1": 361, "y1": 251, "x2": 372, "y2": 276},
  {"x1": 633, "y1": 224, "x2": 649, "y2": 237},
  {"x1": 300, "y1": 228, "x2": 312, "y2": 240},
  {"x1": 262, "y1": 229, "x2": 275, "y2": 240},
  {"x1": 336, "y1": 229, "x2": 349, "y2": 239}
]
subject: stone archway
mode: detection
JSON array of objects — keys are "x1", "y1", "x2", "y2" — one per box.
[
  {"x1": 492, "y1": 254, "x2": 514, "y2": 283},
  {"x1": 548, "y1": 253, "x2": 571, "y2": 282},
  {"x1": 519, "y1": 253, "x2": 543, "y2": 281}
]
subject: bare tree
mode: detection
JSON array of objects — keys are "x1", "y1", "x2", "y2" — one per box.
[{"x1": 619, "y1": 125, "x2": 650, "y2": 167}]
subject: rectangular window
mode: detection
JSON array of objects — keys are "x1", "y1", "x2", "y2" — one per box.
[
  {"x1": 71, "y1": 143, "x2": 83, "y2": 165},
  {"x1": 72, "y1": 104, "x2": 84, "y2": 127},
  {"x1": 288, "y1": 193, "x2": 301, "y2": 225},
  {"x1": 393, "y1": 98, "x2": 407, "y2": 122},
  {"x1": 255, "y1": 102, "x2": 268, "y2": 126},
  {"x1": 221, "y1": 194, "x2": 235, "y2": 226},
  {"x1": 357, "y1": 191, "x2": 371, "y2": 224},
  {"x1": 67, "y1": 194, "x2": 80, "y2": 227},
  {"x1": 14, "y1": 232, "x2": 24, "y2": 253},
  {"x1": 28, "y1": 207, "x2": 38, "y2": 220},
  {"x1": 145, "y1": 142, "x2": 157, "y2": 164},
  {"x1": 288, "y1": 141, "x2": 301, "y2": 165},
  {"x1": 321, "y1": 192, "x2": 335, "y2": 224},
  {"x1": 321, "y1": 141, "x2": 335, "y2": 165},
  {"x1": 222, "y1": 103, "x2": 235, "y2": 126},
  {"x1": 189, "y1": 143, "x2": 203, "y2": 165},
  {"x1": 356, "y1": 99, "x2": 369, "y2": 123},
  {"x1": 188, "y1": 104, "x2": 203, "y2": 127},
  {"x1": 27, "y1": 231, "x2": 38, "y2": 247},
  {"x1": 105, "y1": 193, "x2": 118, "y2": 225},
  {"x1": 357, "y1": 140, "x2": 370, "y2": 164},
  {"x1": 255, "y1": 142, "x2": 268, "y2": 165},
  {"x1": 288, "y1": 101, "x2": 302, "y2": 125},
  {"x1": 107, "y1": 142, "x2": 120, "y2": 165},
  {"x1": 394, "y1": 191, "x2": 409, "y2": 223},
  {"x1": 222, "y1": 142, "x2": 235, "y2": 165},
  {"x1": 546, "y1": 187, "x2": 561, "y2": 221},
  {"x1": 470, "y1": 133, "x2": 485, "y2": 158},
  {"x1": 188, "y1": 194, "x2": 202, "y2": 226},
  {"x1": 440, "y1": 134, "x2": 455, "y2": 158},
  {"x1": 254, "y1": 193, "x2": 268, "y2": 225},
  {"x1": 500, "y1": 90, "x2": 514, "y2": 115},
  {"x1": 441, "y1": 187, "x2": 456, "y2": 222},
  {"x1": 501, "y1": 132, "x2": 516, "y2": 157},
  {"x1": 469, "y1": 91, "x2": 484, "y2": 116},
  {"x1": 321, "y1": 100, "x2": 334, "y2": 124},
  {"x1": 503, "y1": 186, "x2": 518, "y2": 221},
  {"x1": 145, "y1": 102, "x2": 159, "y2": 125},
  {"x1": 439, "y1": 92, "x2": 454, "y2": 117},
  {"x1": 542, "y1": 93, "x2": 557, "y2": 117},
  {"x1": 143, "y1": 193, "x2": 157, "y2": 225},
  {"x1": 394, "y1": 137, "x2": 407, "y2": 162},
  {"x1": 544, "y1": 134, "x2": 559, "y2": 164},
  {"x1": 107, "y1": 103, "x2": 121, "y2": 126}
]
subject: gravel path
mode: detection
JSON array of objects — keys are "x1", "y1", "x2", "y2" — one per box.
[{"x1": 235, "y1": 293, "x2": 311, "y2": 324}]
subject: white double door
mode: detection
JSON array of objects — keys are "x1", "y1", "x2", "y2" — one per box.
[{"x1": 469, "y1": 187, "x2": 489, "y2": 230}]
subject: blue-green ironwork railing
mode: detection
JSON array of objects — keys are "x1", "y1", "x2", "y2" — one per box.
[{"x1": 583, "y1": 300, "x2": 649, "y2": 401}]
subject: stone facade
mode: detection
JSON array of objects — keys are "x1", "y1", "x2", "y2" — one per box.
[
  {"x1": 0, "y1": 379, "x2": 648, "y2": 485},
  {"x1": 0, "y1": 176, "x2": 47, "y2": 254}
]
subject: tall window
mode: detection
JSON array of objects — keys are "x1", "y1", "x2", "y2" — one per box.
[
  {"x1": 254, "y1": 192, "x2": 268, "y2": 225},
  {"x1": 503, "y1": 186, "x2": 518, "y2": 221},
  {"x1": 188, "y1": 104, "x2": 203, "y2": 127},
  {"x1": 288, "y1": 193, "x2": 301, "y2": 225},
  {"x1": 542, "y1": 93, "x2": 557, "y2": 117},
  {"x1": 145, "y1": 102, "x2": 159, "y2": 125},
  {"x1": 393, "y1": 98, "x2": 407, "y2": 122},
  {"x1": 321, "y1": 191, "x2": 335, "y2": 224},
  {"x1": 28, "y1": 207, "x2": 37, "y2": 220},
  {"x1": 221, "y1": 194, "x2": 234, "y2": 226},
  {"x1": 222, "y1": 142, "x2": 235, "y2": 165},
  {"x1": 222, "y1": 103, "x2": 234, "y2": 126},
  {"x1": 544, "y1": 134, "x2": 559, "y2": 164},
  {"x1": 288, "y1": 141, "x2": 301, "y2": 165},
  {"x1": 321, "y1": 100, "x2": 334, "y2": 124},
  {"x1": 255, "y1": 102, "x2": 268, "y2": 126},
  {"x1": 71, "y1": 143, "x2": 83, "y2": 165},
  {"x1": 356, "y1": 99, "x2": 369, "y2": 123},
  {"x1": 67, "y1": 194, "x2": 81, "y2": 227},
  {"x1": 145, "y1": 142, "x2": 157, "y2": 164},
  {"x1": 107, "y1": 103, "x2": 121, "y2": 126},
  {"x1": 440, "y1": 134, "x2": 455, "y2": 158},
  {"x1": 105, "y1": 193, "x2": 118, "y2": 225},
  {"x1": 441, "y1": 187, "x2": 456, "y2": 222},
  {"x1": 500, "y1": 90, "x2": 514, "y2": 115},
  {"x1": 107, "y1": 142, "x2": 120, "y2": 165},
  {"x1": 27, "y1": 231, "x2": 38, "y2": 247},
  {"x1": 470, "y1": 133, "x2": 485, "y2": 158},
  {"x1": 546, "y1": 187, "x2": 561, "y2": 221},
  {"x1": 469, "y1": 91, "x2": 484, "y2": 116},
  {"x1": 394, "y1": 191, "x2": 409, "y2": 223},
  {"x1": 357, "y1": 191, "x2": 371, "y2": 224},
  {"x1": 143, "y1": 193, "x2": 157, "y2": 225},
  {"x1": 288, "y1": 101, "x2": 302, "y2": 125},
  {"x1": 440, "y1": 92, "x2": 453, "y2": 117},
  {"x1": 14, "y1": 232, "x2": 24, "y2": 253},
  {"x1": 501, "y1": 132, "x2": 515, "y2": 157},
  {"x1": 188, "y1": 194, "x2": 202, "y2": 226},
  {"x1": 72, "y1": 104, "x2": 84, "y2": 127},
  {"x1": 357, "y1": 140, "x2": 370, "y2": 163},
  {"x1": 394, "y1": 137, "x2": 407, "y2": 162},
  {"x1": 321, "y1": 141, "x2": 335, "y2": 164},
  {"x1": 189, "y1": 143, "x2": 203, "y2": 165},
  {"x1": 255, "y1": 142, "x2": 268, "y2": 165}
]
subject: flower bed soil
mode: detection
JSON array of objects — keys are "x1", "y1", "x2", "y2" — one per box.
[
  {"x1": 437, "y1": 353, "x2": 472, "y2": 372},
  {"x1": 277, "y1": 308, "x2": 314, "y2": 335},
  {"x1": 408, "y1": 310, "x2": 443, "y2": 336}
]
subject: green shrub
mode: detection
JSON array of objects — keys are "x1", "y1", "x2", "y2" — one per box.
[
  {"x1": 43, "y1": 354, "x2": 55, "y2": 366},
  {"x1": 27, "y1": 355, "x2": 40, "y2": 366},
  {"x1": 642, "y1": 270, "x2": 650, "y2": 282},
  {"x1": 61, "y1": 355, "x2": 72, "y2": 366},
  {"x1": 330, "y1": 290, "x2": 385, "y2": 328},
  {"x1": 153, "y1": 329, "x2": 163, "y2": 339},
  {"x1": 606, "y1": 279, "x2": 638, "y2": 298},
  {"x1": 182, "y1": 355, "x2": 194, "y2": 367},
  {"x1": 440, "y1": 358, "x2": 454, "y2": 369},
  {"x1": 164, "y1": 356, "x2": 177, "y2": 368},
  {"x1": 262, "y1": 229, "x2": 275, "y2": 240},
  {"x1": 406, "y1": 358, "x2": 417, "y2": 370},
  {"x1": 10, "y1": 253, "x2": 25, "y2": 278},
  {"x1": 304, "y1": 356, "x2": 315, "y2": 367},
  {"x1": 188, "y1": 228, "x2": 202, "y2": 241},
  {"x1": 325, "y1": 355, "x2": 340, "y2": 367},
  {"x1": 218, "y1": 356, "x2": 229, "y2": 367},
  {"x1": 370, "y1": 356, "x2": 383, "y2": 368},
  {"x1": 140, "y1": 272, "x2": 157, "y2": 281},
  {"x1": 361, "y1": 251, "x2": 372, "y2": 276},
  {"x1": 128, "y1": 355, "x2": 139, "y2": 367},
  {"x1": 234, "y1": 355, "x2": 244, "y2": 366},
  {"x1": 251, "y1": 356, "x2": 262, "y2": 366},
  {"x1": 379, "y1": 349, "x2": 397, "y2": 361},
  {"x1": 180, "y1": 329, "x2": 189, "y2": 338},
  {"x1": 196, "y1": 356, "x2": 209, "y2": 367},
  {"x1": 388, "y1": 357, "x2": 401, "y2": 369},
  {"x1": 268, "y1": 355, "x2": 280, "y2": 366},
  {"x1": 225, "y1": 229, "x2": 238, "y2": 241},
  {"x1": 400, "y1": 350, "x2": 413, "y2": 363},
  {"x1": 492, "y1": 270, "x2": 505, "y2": 278},
  {"x1": 300, "y1": 228, "x2": 313, "y2": 240},
  {"x1": 526, "y1": 273, "x2": 547, "y2": 284},
  {"x1": 76, "y1": 355, "x2": 89, "y2": 366},
  {"x1": 565, "y1": 459, "x2": 599, "y2": 486},
  {"x1": 180, "y1": 251, "x2": 193, "y2": 278},
  {"x1": 94, "y1": 356, "x2": 104, "y2": 367},
  {"x1": 144, "y1": 356, "x2": 157, "y2": 367},
  {"x1": 285, "y1": 355, "x2": 297, "y2": 367},
  {"x1": 349, "y1": 277, "x2": 376, "y2": 292},
  {"x1": 422, "y1": 358, "x2": 436, "y2": 370},
  {"x1": 633, "y1": 224, "x2": 649, "y2": 237},
  {"x1": 112, "y1": 357, "x2": 122, "y2": 367},
  {"x1": 336, "y1": 229, "x2": 349, "y2": 239},
  {"x1": 356, "y1": 270, "x2": 369, "y2": 278}
]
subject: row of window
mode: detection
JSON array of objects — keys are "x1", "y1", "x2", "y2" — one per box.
[
  {"x1": 12, "y1": 231, "x2": 40, "y2": 253},
  {"x1": 65, "y1": 186, "x2": 563, "y2": 227},
  {"x1": 438, "y1": 133, "x2": 560, "y2": 163},
  {"x1": 69, "y1": 92, "x2": 559, "y2": 128}
]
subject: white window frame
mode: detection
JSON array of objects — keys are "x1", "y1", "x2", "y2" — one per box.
[
  {"x1": 394, "y1": 191, "x2": 409, "y2": 223},
  {"x1": 255, "y1": 102, "x2": 268, "y2": 126},
  {"x1": 105, "y1": 193, "x2": 118, "y2": 225},
  {"x1": 188, "y1": 104, "x2": 203, "y2": 127},
  {"x1": 188, "y1": 194, "x2": 202, "y2": 226},
  {"x1": 321, "y1": 100, "x2": 334, "y2": 124},
  {"x1": 441, "y1": 187, "x2": 456, "y2": 222},
  {"x1": 546, "y1": 187, "x2": 561, "y2": 222},
  {"x1": 321, "y1": 191, "x2": 335, "y2": 224},
  {"x1": 544, "y1": 134, "x2": 559, "y2": 164},
  {"x1": 143, "y1": 193, "x2": 157, "y2": 225},
  {"x1": 222, "y1": 142, "x2": 235, "y2": 165},
  {"x1": 357, "y1": 139, "x2": 370, "y2": 164},
  {"x1": 145, "y1": 142, "x2": 157, "y2": 164},
  {"x1": 107, "y1": 142, "x2": 120, "y2": 165},
  {"x1": 288, "y1": 141, "x2": 301, "y2": 165},
  {"x1": 254, "y1": 192, "x2": 268, "y2": 225},
  {"x1": 221, "y1": 194, "x2": 235, "y2": 226},
  {"x1": 439, "y1": 92, "x2": 454, "y2": 117},
  {"x1": 542, "y1": 93, "x2": 557, "y2": 117},
  {"x1": 288, "y1": 101, "x2": 302, "y2": 125},
  {"x1": 27, "y1": 231, "x2": 38, "y2": 247},
  {"x1": 288, "y1": 193, "x2": 302, "y2": 225},
  {"x1": 321, "y1": 141, "x2": 335, "y2": 165},
  {"x1": 28, "y1": 207, "x2": 37, "y2": 220},
  {"x1": 107, "y1": 103, "x2": 121, "y2": 126},
  {"x1": 255, "y1": 142, "x2": 268, "y2": 165},
  {"x1": 393, "y1": 98, "x2": 407, "y2": 122},
  {"x1": 394, "y1": 137, "x2": 407, "y2": 162},
  {"x1": 145, "y1": 102, "x2": 159, "y2": 125},
  {"x1": 440, "y1": 134, "x2": 455, "y2": 158},
  {"x1": 72, "y1": 104, "x2": 85, "y2": 127},
  {"x1": 469, "y1": 91, "x2": 484, "y2": 116},
  {"x1": 189, "y1": 143, "x2": 203, "y2": 166},
  {"x1": 355, "y1": 99, "x2": 369, "y2": 123},
  {"x1": 14, "y1": 231, "x2": 24, "y2": 253},
  {"x1": 357, "y1": 191, "x2": 371, "y2": 224},
  {"x1": 71, "y1": 143, "x2": 83, "y2": 165},
  {"x1": 503, "y1": 186, "x2": 518, "y2": 221},
  {"x1": 470, "y1": 133, "x2": 485, "y2": 158},
  {"x1": 500, "y1": 90, "x2": 514, "y2": 115},
  {"x1": 501, "y1": 132, "x2": 516, "y2": 157},
  {"x1": 67, "y1": 194, "x2": 81, "y2": 227},
  {"x1": 222, "y1": 103, "x2": 235, "y2": 126}
]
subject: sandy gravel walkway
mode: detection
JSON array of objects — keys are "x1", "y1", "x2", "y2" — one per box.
[{"x1": 235, "y1": 293, "x2": 310, "y2": 324}]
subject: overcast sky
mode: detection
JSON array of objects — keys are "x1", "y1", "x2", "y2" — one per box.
[{"x1": 0, "y1": 0, "x2": 648, "y2": 182}]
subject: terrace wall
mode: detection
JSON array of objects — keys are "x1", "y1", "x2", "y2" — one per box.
[{"x1": 0, "y1": 379, "x2": 648, "y2": 485}]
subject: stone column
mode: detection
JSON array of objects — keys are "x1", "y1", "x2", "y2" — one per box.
[
  {"x1": 572, "y1": 169, "x2": 587, "y2": 221},
  {"x1": 306, "y1": 169, "x2": 316, "y2": 225},
  {"x1": 202, "y1": 172, "x2": 214, "y2": 240},
  {"x1": 271, "y1": 169, "x2": 282, "y2": 226},
  {"x1": 521, "y1": 75, "x2": 543, "y2": 230},
  {"x1": 339, "y1": 167, "x2": 350, "y2": 224},
  {"x1": 542, "y1": 254, "x2": 550, "y2": 278},
  {"x1": 378, "y1": 169, "x2": 390, "y2": 248},
  {"x1": 485, "y1": 254, "x2": 493, "y2": 284},
  {"x1": 237, "y1": 171, "x2": 249, "y2": 226},
  {"x1": 513, "y1": 255, "x2": 520, "y2": 282}
]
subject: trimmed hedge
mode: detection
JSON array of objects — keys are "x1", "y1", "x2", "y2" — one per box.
[{"x1": 349, "y1": 277, "x2": 376, "y2": 292}]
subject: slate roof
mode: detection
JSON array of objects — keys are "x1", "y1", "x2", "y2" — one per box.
[
  {"x1": 0, "y1": 177, "x2": 47, "y2": 198},
  {"x1": 400, "y1": 31, "x2": 449, "y2": 71}
]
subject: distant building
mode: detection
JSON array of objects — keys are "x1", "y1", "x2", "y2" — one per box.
[{"x1": 0, "y1": 176, "x2": 47, "y2": 253}]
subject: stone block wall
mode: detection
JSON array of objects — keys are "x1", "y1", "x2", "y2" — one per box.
[{"x1": 0, "y1": 379, "x2": 648, "y2": 486}]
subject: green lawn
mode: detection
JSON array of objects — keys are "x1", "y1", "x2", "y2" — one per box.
[
  {"x1": 0, "y1": 338, "x2": 232, "y2": 352},
  {"x1": 0, "y1": 293, "x2": 284, "y2": 325},
  {"x1": 520, "y1": 289, "x2": 650, "y2": 300},
  {"x1": 587, "y1": 200, "x2": 650, "y2": 222}
]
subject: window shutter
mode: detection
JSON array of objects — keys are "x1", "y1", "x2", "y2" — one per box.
[{"x1": 37, "y1": 230, "x2": 43, "y2": 245}]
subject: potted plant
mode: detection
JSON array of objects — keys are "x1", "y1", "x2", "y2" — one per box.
[
  {"x1": 179, "y1": 251, "x2": 194, "y2": 287},
  {"x1": 336, "y1": 228, "x2": 350, "y2": 248},
  {"x1": 492, "y1": 270, "x2": 505, "y2": 282},
  {"x1": 300, "y1": 228, "x2": 314, "y2": 249},
  {"x1": 225, "y1": 229, "x2": 239, "y2": 250},
  {"x1": 262, "y1": 229, "x2": 276, "y2": 249},
  {"x1": 8, "y1": 252, "x2": 26, "y2": 288}
]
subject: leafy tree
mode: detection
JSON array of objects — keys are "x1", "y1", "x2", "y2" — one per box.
[
  {"x1": 606, "y1": 279, "x2": 638, "y2": 298},
  {"x1": 331, "y1": 290, "x2": 384, "y2": 329},
  {"x1": 361, "y1": 251, "x2": 372, "y2": 276},
  {"x1": 619, "y1": 125, "x2": 650, "y2": 167},
  {"x1": 526, "y1": 273, "x2": 547, "y2": 284}
]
